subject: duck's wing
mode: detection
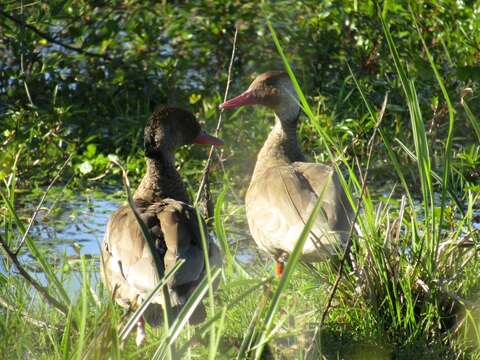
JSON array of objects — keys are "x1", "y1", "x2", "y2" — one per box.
[
  {"x1": 101, "y1": 200, "x2": 166, "y2": 308},
  {"x1": 246, "y1": 165, "x2": 343, "y2": 260},
  {"x1": 157, "y1": 200, "x2": 206, "y2": 289},
  {"x1": 292, "y1": 162, "x2": 354, "y2": 241},
  {"x1": 101, "y1": 199, "x2": 220, "y2": 312},
  {"x1": 158, "y1": 200, "x2": 221, "y2": 317}
]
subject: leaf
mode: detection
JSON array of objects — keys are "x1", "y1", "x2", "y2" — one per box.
[
  {"x1": 107, "y1": 154, "x2": 120, "y2": 163},
  {"x1": 85, "y1": 144, "x2": 97, "y2": 158},
  {"x1": 79, "y1": 161, "x2": 93, "y2": 175}
]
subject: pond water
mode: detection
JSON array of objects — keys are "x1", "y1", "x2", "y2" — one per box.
[
  {"x1": 30, "y1": 190, "x2": 120, "y2": 259},
  {"x1": 3, "y1": 183, "x2": 478, "y2": 296},
  {"x1": 9, "y1": 186, "x2": 259, "y2": 278}
]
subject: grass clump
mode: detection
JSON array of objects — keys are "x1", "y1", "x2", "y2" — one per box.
[{"x1": 0, "y1": 2, "x2": 479, "y2": 359}]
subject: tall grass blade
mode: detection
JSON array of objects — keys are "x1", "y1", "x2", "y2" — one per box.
[
  {"x1": 267, "y1": 19, "x2": 341, "y2": 161},
  {"x1": 0, "y1": 188, "x2": 71, "y2": 306},
  {"x1": 411, "y1": 7, "x2": 456, "y2": 264},
  {"x1": 194, "y1": 206, "x2": 217, "y2": 360},
  {"x1": 267, "y1": 21, "x2": 315, "y2": 122},
  {"x1": 152, "y1": 268, "x2": 221, "y2": 360},
  {"x1": 380, "y1": 11, "x2": 436, "y2": 270},
  {"x1": 347, "y1": 62, "x2": 416, "y2": 210},
  {"x1": 75, "y1": 257, "x2": 89, "y2": 360},
  {"x1": 61, "y1": 307, "x2": 74, "y2": 360},
  {"x1": 394, "y1": 137, "x2": 464, "y2": 212},
  {"x1": 465, "y1": 309, "x2": 480, "y2": 349},
  {"x1": 118, "y1": 259, "x2": 185, "y2": 342},
  {"x1": 214, "y1": 189, "x2": 234, "y2": 278},
  {"x1": 462, "y1": 100, "x2": 480, "y2": 142},
  {"x1": 268, "y1": 19, "x2": 355, "y2": 216},
  {"x1": 237, "y1": 303, "x2": 264, "y2": 359},
  {"x1": 212, "y1": 307, "x2": 227, "y2": 357}
]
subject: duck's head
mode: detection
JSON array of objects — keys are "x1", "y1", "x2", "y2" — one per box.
[
  {"x1": 144, "y1": 107, "x2": 223, "y2": 158},
  {"x1": 219, "y1": 71, "x2": 300, "y2": 122}
]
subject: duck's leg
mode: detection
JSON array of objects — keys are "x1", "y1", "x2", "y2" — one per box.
[
  {"x1": 275, "y1": 261, "x2": 285, "y2": 277},
  {"x1": 274, "y1": 253, "x2": 288, "y2": 277},
  {"x1": 135, "y1": 315, "x2": 146, "y2": 346}
]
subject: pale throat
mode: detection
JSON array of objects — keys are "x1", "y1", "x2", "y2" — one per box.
[
  {"x1": 270, "y1": 94, "x2": 302, "y2": 149},
  {"x1": 254, "y1": 102, "x2": 305, "y2": 175}
]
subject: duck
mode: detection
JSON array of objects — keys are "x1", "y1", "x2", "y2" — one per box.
[
  {"x1": 219, "y1": 71, "x2": 353, "y2": 276},
  {"x1": 101, "y1": 107, "x2": 223, "y2": 345}
]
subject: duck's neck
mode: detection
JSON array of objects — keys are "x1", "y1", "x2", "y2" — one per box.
[
  {"x1": 134, "y1": 154, "x2": 189, "y2": 203},
  {"x1": 253, "y1": 114, "x2": 305, "y2": 177}
]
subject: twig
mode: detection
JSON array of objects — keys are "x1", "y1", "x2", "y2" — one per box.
[
  {"x1": 14, "y1": 154, "x2": 73, "y2": 254},
  {"x1": 0, "y1": 8, "x2": 112, "y2": 60},
  {"x1": 307, "y1": 93, "x2": 388, "y2": 356},
  {"x1": 0, "y1": 234, "x2": 69, "y2": 316},
  {"x1": 321, "y1": 93, "x2": 388, "y2": 319},
  {"x1": 9, "y1": 2, "x2": 42, "y2": 11},
  {"x1": 44, "y1": 174, "x2": 75, "y2": 218},
  {"x1": 17, "y1": 1, "x2": 38, "y2": 116},
  {"x1": 194, "y1": 26, "x2": 239, "y2": 206},
  {"x1": 0, "y1": 295, "x2": 63, "y2": 331}
]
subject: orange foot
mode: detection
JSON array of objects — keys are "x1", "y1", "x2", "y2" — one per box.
[{"x1": 275, "y1": 261, "x2": 285, "y2": 277}]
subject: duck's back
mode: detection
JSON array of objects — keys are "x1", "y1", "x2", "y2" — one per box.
[
  {"x1": 245, "y1": 162, "x2": 352, "y2": 262},
  {"x1": 101, "y1": 198, "x2": 220, "y2": 324}
]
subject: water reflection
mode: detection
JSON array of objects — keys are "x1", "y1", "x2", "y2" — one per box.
[
  {"x1": 8, "y1": 186, "x2": 478, "y2": 286},
  {"x1": 30, "y1": 192, "x2": 121, "y2": 259},
  {"x1": 21, "y1": 187, "x2": 258, "y2": 271}
]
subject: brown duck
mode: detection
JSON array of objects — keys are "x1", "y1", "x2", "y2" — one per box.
[
  {"x1": 101, "y1": 107, "x2": 223, "y2": 345},
  {"x1": 220, "y1": 71, "x2": 353, "y2": 275}
]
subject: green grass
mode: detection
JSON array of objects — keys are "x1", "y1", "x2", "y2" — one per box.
[{"x1": 1, "y1": 8, "x2": 479, "y2": 360}]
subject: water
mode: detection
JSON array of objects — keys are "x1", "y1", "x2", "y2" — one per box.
[
  {"x1": 29, "y1": 190, "x2": 121, "y2": 260},
  {"x1": 11, "y1": 186, "x2": 259, "y2": 277},
  {"x1": 3, "y1": 185, "x2": 478, "y2": 293}
]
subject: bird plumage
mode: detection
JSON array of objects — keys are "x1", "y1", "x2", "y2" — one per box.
[
  {"x1": 221, "y1": 72, "x2": 353, "y2": 266},
  {"x1": 101, "y1": 108, "x2": 222, "y2": 330}
]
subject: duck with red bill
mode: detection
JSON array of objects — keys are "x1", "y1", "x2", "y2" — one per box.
[
  {"x1": 219, "y1": 71, "x2": 353, "y2": 278},
  {"x1": 193, "y1": 130, "x2": 224, "y2": 146},
  {"x1": 101, "y1": 107, "x2": 222, "y2": 346}
]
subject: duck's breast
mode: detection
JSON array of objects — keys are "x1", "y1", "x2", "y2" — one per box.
[{"x1": 245, "y1": 164, "x2": 350, "y2": 261}]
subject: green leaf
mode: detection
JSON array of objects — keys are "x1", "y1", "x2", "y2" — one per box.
[
  {"x1": 85, "y1": 144, "x2": 97, "y2": 158},
  {"x1": 79, "y1": 161, "x2": 93, "y2": 175},
  {"x1": 107, "y1": 154, "x2": 120, "y2": 163}
]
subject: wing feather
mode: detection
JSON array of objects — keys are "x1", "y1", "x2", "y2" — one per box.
[
  {"x1": 101, "y1": 199, "x2": 221, "y2": 312},
  {"x1": 293, "y1": 162, "x2": 353, "y2": 240},
  {"x1": 246, "y1": 163, "x2": 352, "y2": 261}
]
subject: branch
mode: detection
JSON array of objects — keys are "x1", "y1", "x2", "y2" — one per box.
[
  {"x1": 0, "y1": 234, "x2": 69, "y2": 316},
  {"x1": 15, "y1": 154, "x2": 73, "y2": 254},
  {"x1": 0, "y1": 8, "x2": 112, "y2": 60},
  {"x1": 194, "y1": 26, "x2": 239, "y2": 207}
]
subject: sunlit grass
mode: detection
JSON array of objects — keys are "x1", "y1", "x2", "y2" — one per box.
[{"x1": 0, "y1": 9, "x2": 479, "y2": 360}]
